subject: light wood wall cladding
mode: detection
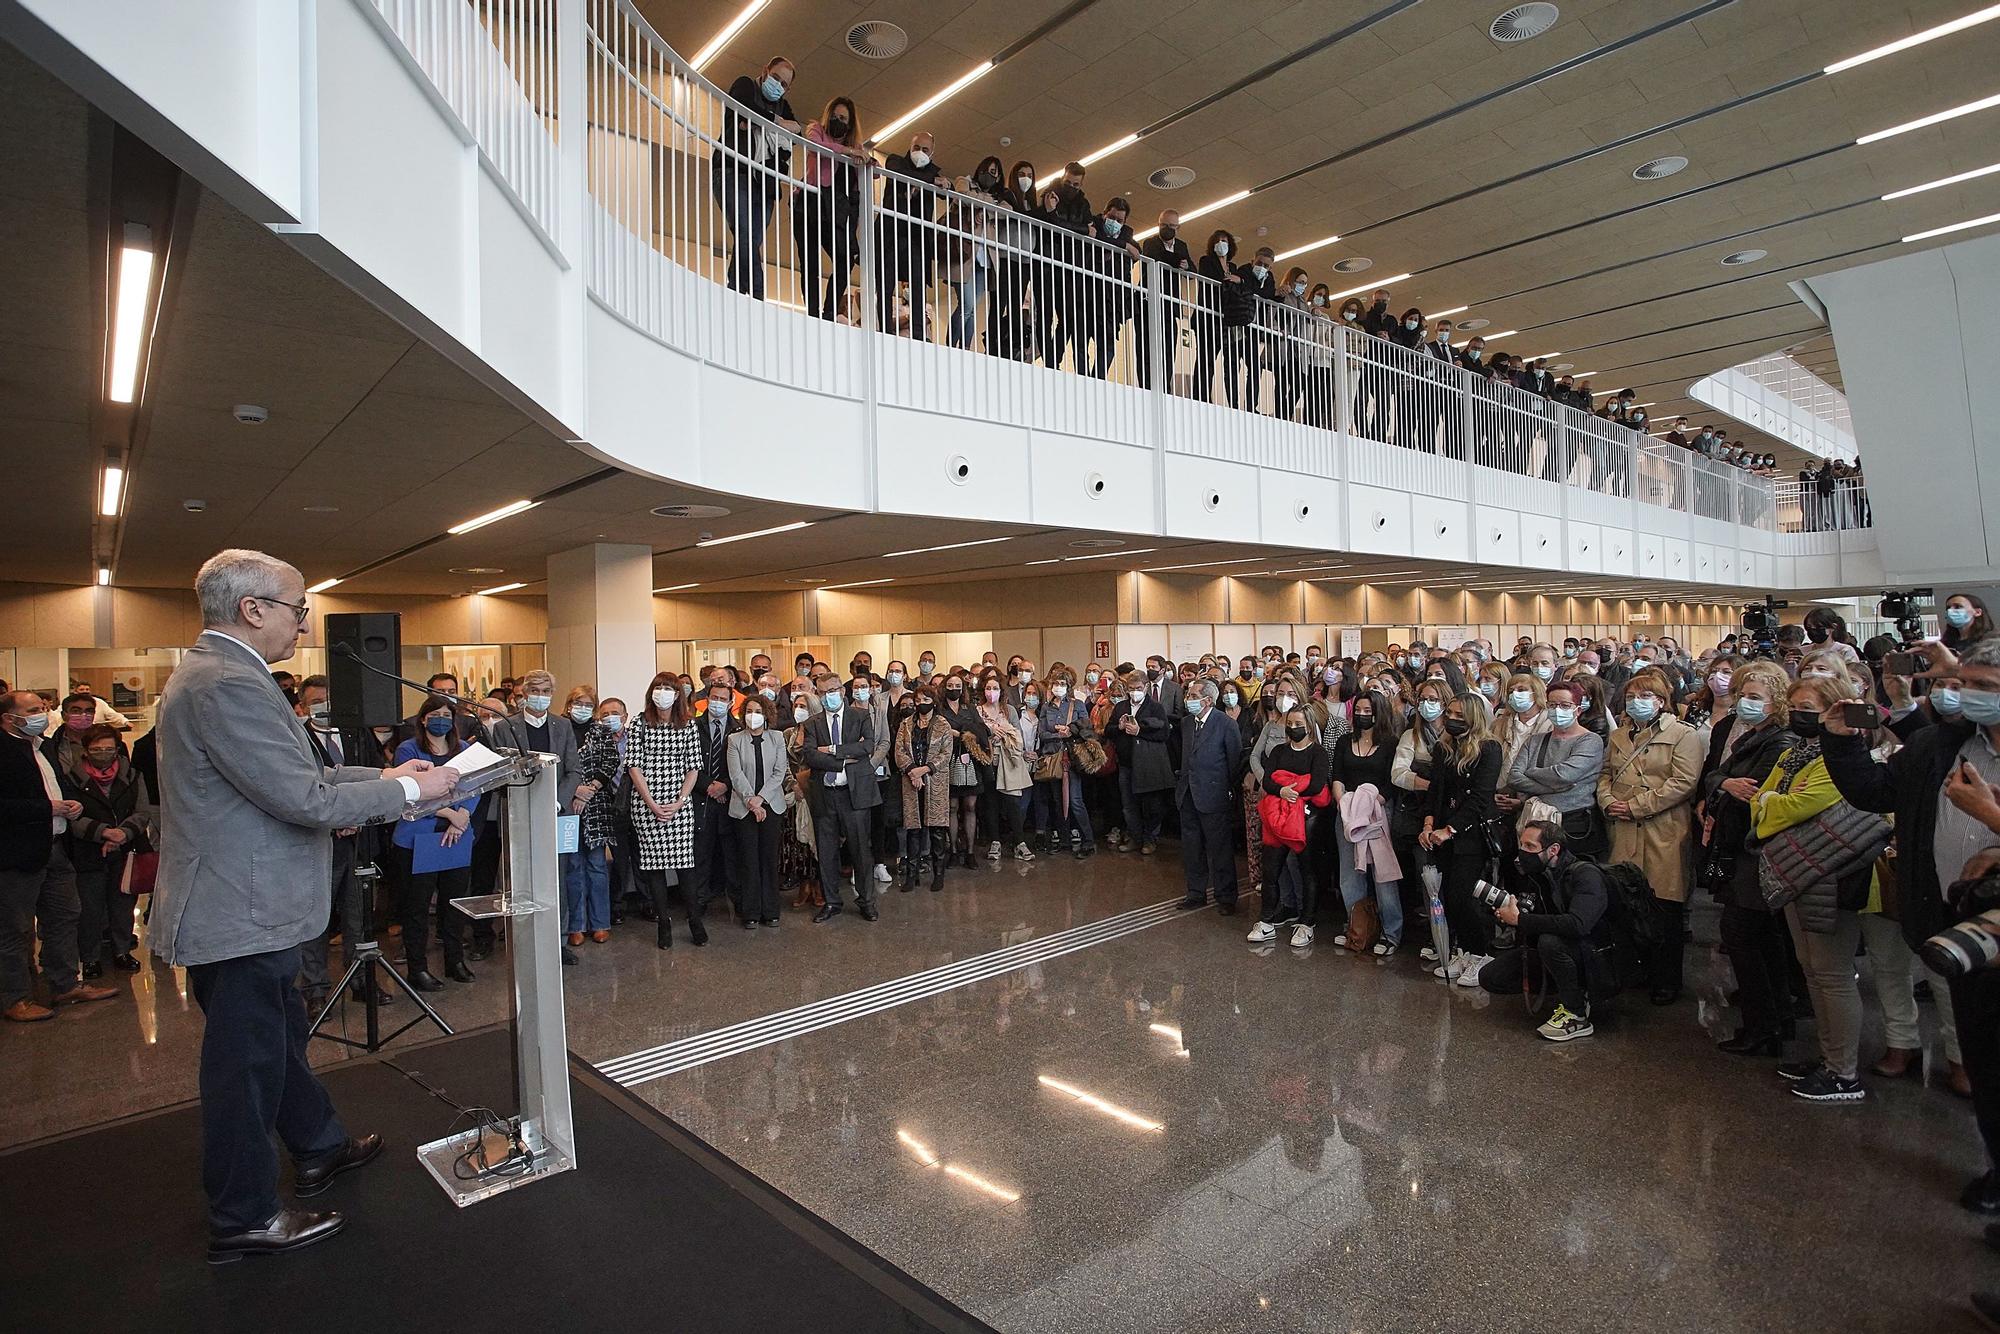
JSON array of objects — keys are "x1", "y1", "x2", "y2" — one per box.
[
  {"x1": 1302, "y1": 582, "x2": 1364, "y2": 624},
  {"x1": 653, "y1": 590, "x2": 807, "y2": 640},
  {"x1": 0, "y1": 583, "x2": 550, "y2": 650},
  {"x1": 1131, "y1": 573, "x2": 1226, "y2": 624},
  {"x1": 1367, "y1": 586, "x2": 1419, "y2": 627},
  {"x1": 0, "y1": 584, "x2": 96, "y2": 648},
  {"x1": 1225, "y1": 577, "x2": 1303, "y2": 624}
]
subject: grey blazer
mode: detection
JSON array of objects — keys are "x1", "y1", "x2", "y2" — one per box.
[
  {"x1": 726, "y1": 729, "x2": 790, "y2": 819},
  {"x1": 493, "y1": 713, "x2": 583, "y2": 807},
  {"x1": 153, "y1": 633, "x2": 407, "y2": 967}
]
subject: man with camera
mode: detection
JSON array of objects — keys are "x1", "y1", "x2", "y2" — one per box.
[
  {"x1": 1823, "y1": 636, "x2": 2000, "y2": 1208},
  {"x1": 1476, "y1": 820, "x2": 1612, "y2": 1042}
]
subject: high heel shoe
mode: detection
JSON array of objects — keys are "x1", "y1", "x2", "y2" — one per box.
[
  {"x1": 1717, "y1": 1029, "x2": 1783, "y2": 1056},
  {"x1": 657, "y1": 922, "x2": 673, "y2": 950}
]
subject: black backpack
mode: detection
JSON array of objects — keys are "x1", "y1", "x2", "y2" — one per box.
[{"x1": 1595, "y1": 860, "x2": 1666, "y2": 953}]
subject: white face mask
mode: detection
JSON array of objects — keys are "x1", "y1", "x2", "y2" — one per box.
[
  {"x1": 745, "y1": 713, "x2": 766, "y2": 731},
  {"x1": 1128, "y1": 689, "x2": 1146, "y2": 705},
  {"x1": 909, "y1": 148, "x2": 930, "y2": 168},
  {"x1": 1016, "y1": 175, "x2": 1033, "y2": 192},
  {"x1": 651, "y1": 687, "x2": 677, "y2": 710},
  {"x1": 1213, "y1": 240, "x2": 1230, "y2": 258},
  {"x1": 1051, "y1": 683, "x2": 1069, "y2": 699}
]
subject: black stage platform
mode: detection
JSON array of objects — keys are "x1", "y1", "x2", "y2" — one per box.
[{"x1": 1, "y1": 1026, "x2": 991, "y2": 1333}]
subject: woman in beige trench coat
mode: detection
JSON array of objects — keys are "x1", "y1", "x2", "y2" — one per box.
[{"x1": 1596, "y1": 668, "x2": 1706, "y2": 1004}]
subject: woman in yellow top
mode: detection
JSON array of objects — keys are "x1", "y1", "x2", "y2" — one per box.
[{"x1": 1751, "y1": 675, "x2": 1910, "y2": 1104}]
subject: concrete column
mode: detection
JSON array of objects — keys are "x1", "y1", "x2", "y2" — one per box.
[{"x1": 545, "y1": 543, "x2": 655, "y2": 703}]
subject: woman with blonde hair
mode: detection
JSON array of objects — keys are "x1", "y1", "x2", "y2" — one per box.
[
  {"x1": 1245, "y1": 668, "x2": 1312, "y2": 886},
  {"x1": 1419, "y1": 692, "x2": 1503, "y2": 982},
  {"x1": 977, "y1": 671, "x2": 1034, "y2": 860},
  {"x1": 1599, "y1": 667, "x2": 1706, "y2": 1004},
  {"x1": 1492, "y1": 670, "x2": 1550, "y2": 829}
]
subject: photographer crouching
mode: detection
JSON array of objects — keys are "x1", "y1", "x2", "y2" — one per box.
[{"x1": 1476, "y1": 819, "x2": 1613, "y2": 1043}]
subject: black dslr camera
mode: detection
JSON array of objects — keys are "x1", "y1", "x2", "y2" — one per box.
[{"x1": 1472, "y1": 878, "x2": 1534, "y2": 915}]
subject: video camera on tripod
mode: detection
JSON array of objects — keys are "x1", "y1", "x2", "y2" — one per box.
[
  {"x1": 1878, "y1": 588, "x2": 1935, "y2": 648},
  {"x1": 1739, "y1": 596, "x2": 1788, "y2": 660}
]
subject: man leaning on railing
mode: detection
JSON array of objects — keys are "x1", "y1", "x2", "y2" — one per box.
[{"x1": 713, "y1": 56, "x2": 800, "y2": 301}]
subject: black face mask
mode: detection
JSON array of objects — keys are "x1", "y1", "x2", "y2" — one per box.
[
  {"x1": 1516, "y1": 850, "x2": 1548, "y2": 878},
  {"x1": 1159, "y1": 225, "x2": 1177, "y2": 241},
  {"x1": 1790, "y1": 710, "x2": 1822, "y2": 739},
  {"x1": 1444, "y1": 718, "x2": 1470, "y2": 738},
  {"x1": 828, "y1": 117, "x2": 849, "y2": 136},
  {"x1": 1285, "y1": 725, "x2": 1309, "y2": 743},
  {"x1": 1352, "y1": 712, "x2": 1374, "y2": 729},
  {"x1": 944, "y1": 688, "x2": 962, "y2": 699},
  {"x1": 915, "y1": 702, "x2": 935, "y2": 716},
  {"x1": 1806, "y1": 628, "x2": 1829, "y2": 644}
]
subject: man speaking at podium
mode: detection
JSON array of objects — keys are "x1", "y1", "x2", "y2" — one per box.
[{"x1": 152, "y1": 550, "x2": 459, "y2": 1263}]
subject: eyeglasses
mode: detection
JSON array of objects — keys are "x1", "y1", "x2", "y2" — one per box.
[{"x1": 252, "y1": 595, "x2": 310, "y2": 626}]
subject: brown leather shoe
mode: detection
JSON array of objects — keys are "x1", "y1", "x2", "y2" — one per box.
[
  {"x1": 1872, "y1": 1047, "x2": 1923, "y2": 1079},
  {"x1": 207, "y1": 1207, "x2": 345, "y2": 1264},
  {"x1": 51, "y1": 983, "x2": 119, "y2": 1005},
  {"x1": 589, "y1": 930, "x2": 610, "y2": 943},
  {"x1": 1952, "y1": 1062, "x2": 1976, "y2": 1099},
  {"x1": 294, "y1": 1134, "x2": 383, "y2": 1197},
  {"x1": 566, "y1": 931, "x2": 585, "y2": 947},
  {"x1": 3, "y1": 999, "x2": 55, "y2": 1023}
]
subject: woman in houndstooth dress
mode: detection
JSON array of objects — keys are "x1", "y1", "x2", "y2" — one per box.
[{"x1": 627, "y1": 673, "x2": 705, "y2": 947}]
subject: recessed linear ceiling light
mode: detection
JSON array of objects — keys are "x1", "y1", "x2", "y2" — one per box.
[
  {"x1": 1903, "y1": 208, "x2": 2000, "y2": 243},
  {"x1": 107, "y1": 224, "x2": 155, "y2": 404},
  {"x1": 97, "y1": 567, "x2": 111, "y2": 587},
  {"x1": 653, "y1": 582, "x2": 700, "y2": 593},
  {"x1": 882, "y1": 536, "x2": 1012, "y2": 558},
  {"x1": 448, "y1": 499, "x2": 538, "y2": 534},
  {"x1": 1480, "y1": 329, "x2": 1519, "y2": 340},
  {"x1": 1037, "y1": 133, "x2": 1140, "y2": 189},
  {"x1": 1328, "y1": 273, "x2": 1410, "y2": 302},
  {"x1": 821, "y1": 578, "x2": 894, "y2": 590},
  {"x1": 1275, "y1": 234, "x2": 1342, "y2": 262},
  {"x1": 1856, "y1": 90, "x2": 2000, "y2": 145},
  {"x1": 307, "y1": 578, "x2": 342, "y2": 594},
  {"x1": 1143, "y1": 557, "x2": 1268, "y2": 571},
  {"x1": 877, "y1": 61, "x2": 995, "y2": 141},
  {"x1": 1065, "y1": 547, "x2": 1158, "y2": 561},
  {"x1": 1824, "y1": 4, "x2": 2000, "y2": 76},
  {"x1": 476, "y1": 581, "x2": 527, "y2": 596},
  {"x1": 690, "y1": 0, "x2": 769, "y2": 72},
  {"x1": 99, "y1": 462, "x2": 124, "y2": 517},
  {"x1": 695, "y1": 520, "x2": 813, "y2": 547},
  {"x1": 1430, "y1": 305, "x2": 1470, "y2": 318},
  {"x1": 1135, "y1": 189, "x2": 1250, "y2": 240},
  {"x1": 1883, "y1": 159, "x2": 2000, "y2": 201},
  {"x1": 1025, "y1": 558, "x2": 1061, "y2": 566}
]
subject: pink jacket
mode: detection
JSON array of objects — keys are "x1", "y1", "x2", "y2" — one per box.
[{"x1": 1339, "y1": 784, "x2": 1402, "y2": 882}]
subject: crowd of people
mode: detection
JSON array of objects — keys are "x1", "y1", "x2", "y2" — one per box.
[{"x1": 699, "y1": 53, "x2": 1843, "y2": 509}]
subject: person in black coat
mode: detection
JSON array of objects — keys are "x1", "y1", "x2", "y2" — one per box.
[
  {"x1": 1697, "y1": 666, "x2": 1800, "y2": 1055},
  {"x1": 876, "y1": 133, "x2": 949, "y2": 337},
  {"x1": 1418, "y1": 695, "x2": 1503, "y2": 965},
  {"x1": 1193, "y1": 231, "x2": 1254, "y2": 408},
  {"x1": 1137, "y1": 210, "x2": 1197, "y2": 389},
  {"x1": 712, "y1": 57, "x2": 799, "y2": 299},
  {"x1": 1107, "y1": 678, "x2": 1173, "y2": 853},
  {"x1": 66, "y1": 724, "x2": 149, "y2": 977},
  {"x1": 1249, "y1": 714, "x2": 1329, "y2": 939}
]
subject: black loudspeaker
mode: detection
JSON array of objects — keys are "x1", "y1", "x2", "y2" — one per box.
[{"x1": 326, "y1": 612, "x2": 405, "y2": 730}]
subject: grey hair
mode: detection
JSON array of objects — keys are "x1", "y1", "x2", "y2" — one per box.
[
  {"x1": 195, "y1": 549, "x2": 298, "y2": 627},
  {"x1": 1191, "y1": 678, "x2": 1219, "y2": 702},
  {"x1": 1963, "y1": 638, "x2": 2000, "y2": 674},
  {"x1": 520, "y1": 668, "x2": 556, "y2": 691}
]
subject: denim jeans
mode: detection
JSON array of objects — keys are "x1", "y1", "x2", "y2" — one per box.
[
  {"x1": 1335, "y1": 820, "x2": 1403, "y2": 946},
  {"x1": 948, "y1": 257, "x2": 988, "y2": 349},
  {"x1": 561, "y1": 844, "x2": 611, "y2": 934},
  {"x1": 718, "y1": 173, "x2": 774, "y2": 299}
]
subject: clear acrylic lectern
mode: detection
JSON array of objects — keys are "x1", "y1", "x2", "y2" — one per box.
[{"x1": 405, "y1": 748, "x2": 577, "y2": 1206}]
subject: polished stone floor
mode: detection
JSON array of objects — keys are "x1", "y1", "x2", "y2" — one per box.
[{"x1": 5, "y1": 849, "x2": 1991, "y2": 1332}]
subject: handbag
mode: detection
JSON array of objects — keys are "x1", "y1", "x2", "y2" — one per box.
[
  {"x1": 1753, "y1": 799, "x2": 1893, "y2": 912},
  {"x1": 120, "y1": 850, "x2": 159, "y2": 897},
  {"x1": 1032, "y1": 750, "x2": 1066, "y2": 783},
  {"x1": 1071, "y1": 736, "x2": 1110, "y2": 775},
  {"x1": 950, "y1": 751, "x2": 978, "y2": 786},
  {"x1": 1345, "y1": 897, "x2": 1381, "y2": 953}
]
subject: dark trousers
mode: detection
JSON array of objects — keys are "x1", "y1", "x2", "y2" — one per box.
[
  {"x1": 187, "y1": 944, "x2": 347, "y2": 1233},
  {"x1": 1134, "y1": 308, "x2": 1172, "y2": 389},
  {"x1": 980, "y1": 786, "x2": 1024, "y2": 846},
  {"x1": 691, "y1": 796, "x2": 740, "y2": 916},
  {"x1": 1441, "y1": 852, "x2": 1493, "y2": 956},
  {"x1": 1951, "y1": 970, "x2": 2000, "y2": 1173},
  {"x1": 468, "y1": 820, "x2": 503, "y2": 950},
  {"x1": 298, "y1": 835, "x2": 360, "y2": 998},
  {"x1": 1720, "y1": 903, "x2": 1791, "y2": 1035},
  {"x1": 905, "y1": 825, "x2": 949, "y2": 870},
  {"x1": 732, "y1": 812, "x2": 783, "y2": 922},
  {"x1": 396, "y1": 846, "x2": 468, "y2": 970},
  {"x1": 0, "y1": 844, "x2": 80, "y2": 1006},
  {"x1": 1178, "y1": 797, "x2": 1237, "y2": 905},
  {"x1": 814, "y1": 785, "x2": 875, "y2": 909},
  {"x1": 74, "y1": 849, "x2": 137, "y2": 959},
  {"x1": 718, "y1": 173, "x2": 773, "y2": 299},
  {"x1": 792, "y1": 189, "x2": 857, "y2": 319},
  {"x1": 1260, "y1": 842, "x2": 1307, "y2": 923},
  {"x1": 639, "y1": 867, "x2": 703, "y2": 941},
  {"x1": 1480, "y1": 932, "x2": 1600, "y2": 1016},
  {"x1": 1650, "y1": 896, "x2": 1687, "y2": 993},
  {"x1": 1119, "y1": 768, "x2": 1165, "y2": 843}
]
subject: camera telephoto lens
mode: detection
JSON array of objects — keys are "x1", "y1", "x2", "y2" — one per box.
[
  {"x1": 1920, "y1": 910, "x2": 2000, "y2": 980},
  {"x1": 1472, "y1": 880, "x2": 1508, "y2": 910}
]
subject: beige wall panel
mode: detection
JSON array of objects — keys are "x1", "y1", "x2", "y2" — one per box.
[
  {"x1": 1366, "y1": 586, "x2": 1418, "y2": 627},
  {"x1": 481, "y1": 596, "x2": 549, "y2": 644},
  {"x1": 1134, "y1": 573, "x2": 1225, "y2": 624},
  {"x1": 114, "y1": 588, "x2": 201, "y2": 646},
  {"x1": 36, "y1": 588, "x2": 95, "y2": 647},
  {"x1": 1227, "y1": 578, "x2": 1301, "y2": 623},
  {"x1": 1303, "y1": 582, "x2": 1363, "y2": 624}
]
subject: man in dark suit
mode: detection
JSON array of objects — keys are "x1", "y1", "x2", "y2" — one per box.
[
  {"x1": 692, "y1": 676, "x2": 742, "y2": 918},
  {"x1": 801, "y1": 677, "x2": 881, "y2": 923},
  {"x1": 153, "y1": 549, "x2": 456, "y2": 1261},
  {"x1": 1143, "y1": 654, "x2": 1182, "y2": 718},
  {"x1": 1174, "y1": 680, "x2": 1243, "y2": 912}
]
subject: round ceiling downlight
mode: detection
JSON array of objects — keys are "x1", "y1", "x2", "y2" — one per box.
[
  {"x1": 651, "y1": 504, "x2": 733, "y2": 518},
  {"x1": 1719, "y1": 249, "x2": 1768, "y2": 266},
  {"x1": 1148, "y1": 166, "x2": 1196, "y2": 190},
  {"x1": 1490, "y1": 3, "x2": 1559, "y2": 42},
  {"x1": 1633, "y1": 155, "x2": 1689, "y2": 181},
  {"x1": 845, "y1": 21, "x2": 908, "y2": 60},
  {"x1": 1332, "y1": 257, "x2": 1374, "y2": 273}
]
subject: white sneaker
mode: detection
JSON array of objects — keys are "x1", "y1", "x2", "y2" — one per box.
[
  {"x1": 1290, "y1": 925, "x2": 1315, "y2": 948},
  {"x1": 1371, "y1": 940, "x2": 1395, "y2": 957},
  {"x1": 1246, "y1": 921, "x2": 1278, "y2": 943},
  {"x1": 1437, "y1": 949, "x2": 1470, "y2": 981},
  {"x1": 1420, "y1": 945, "x2": 1440, "y2": 963},
  {"x1": 1454, "y1": 953, "x2": 1493, "y2": 988},
  {"x1": 1331, "y1": 933, "x2": 1348, "y2": 947},
  {"x1": 987, "y1": 841, "x2": 1002, "y2": 861},
  {"x1": 1013, "y1": 842, "x2": 1035, "y2": 861},
  {"x1": 872, "y1": 863, "x2": 892, "y2": 884}
]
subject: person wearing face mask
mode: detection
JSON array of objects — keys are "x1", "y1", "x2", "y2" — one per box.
[
  {"x1": 1137, "y1": 209, "x2": 1197, "y2": 391},
  {"x1": 289, "y1": 680, "x2": 378, "y2": 1004},
  {"x1": 557, "y1": 693, "x2": 626, "y2": 948},
  {"x1": 1682, "y1": 656, "x2": 1738, "y2": 731},
  {"x1": 942, "y1": 154, "x2": 1007, "y2": 351},
  {"x1": 1598, "y1": 669, "x2": 1705, "y2": 1005},
  {"x1": 933, "y1": 674, "x2": 988, "y2": 869},
  {"x1": 389, "y1": 697, "x2": 485, "y2": 991},
  {"x1": 1264, "y1": 265, "x2": 1314, "y2": 422},
  {"x1": 1327, "y1": 691, "x2": 1406, "y2": 954},
  {"x1": 1031, "y1": 163, "x2": 1095, "y2": 371},
  {"x1": 1419, "y1": 693, "x2": 1504, "y2": 984},
  {"x1": 1246, "y1": 707, "x2": 1328, "y2": 942},
  {"x1": 1194, "y1": 230, "x2": 1258, "y2": 410},
  {"x1": 1033, "y1": 672, "x2": 1097, "y2": 860},
  {"x1": 975, "y1": 675, "x2": 1035, "y2": 861},
  {"x1": 798, "y1": 96, "x2": 867, "y2": 320},
  {"x1": 714, "y1": 57, "x2": 799, "y2": 300},
  {"x1": 1173, "y1": 680, "x2": 1244, "y2": 912},
  {"x1": 627, "y1": 673, "x2": 705, "y2": 948},
  {"x1": 62, "y1": 723, "x2": 150, "y2": 987},
  {"x1": 1505, "y1": 676, "x2": 1607, "y2": 873},
  {"x1": 892, "y1": 688, "x2": 956, "y2": 892},
  {"x1": 723, "y1": 695, "x2": 790, "y2": 930},
  {"x1": 1295, "y1": 282, "x2": 1339, "y2": 428},
  {"x1": 1243, "y1": 674, "x2": 1311, "y2": 890},
  {"x1": 799, "y1": 675, "x2": 887, "y2": 920},
  {"x1": 1480, "y1": 821, "x2": 1615, "y2": 1042},
  {"x1": 586, "y1": 698, "x2": 640, "y2": 927},
  {"x1": 1944, "y1": 593, "x2": 1993, "y2": 652},
  {"x1": 492, "y1": 668, "x2": 587, "y2": 939},
  {"x1": 1107, "y1": 671, "x2": 1173, "y2": 855},
  {"x1": 1070, "y1": 196, "x2": 1141, "y2": 381},
  {"x1": 984, "y1": 162, "x2": 1040, "y2": 361},
  {"x1": 1696, "y1": 660, "x2": 1800, "y2": 1057},
  {"x1": 876, "y1": 131, "x2": 949, "y2": 339}
]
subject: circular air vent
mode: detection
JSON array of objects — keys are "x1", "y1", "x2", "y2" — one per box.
[
  {"x1": 1333, "y1": 257, "x2": 1373, "y2": 274},
  {"x1": 1148, "y1": 165, "x2": 1196, "y2": 191},
  {"x1": 1490, "y1": 3, "x2": 1559, "y2": 42},
  {"x1": 1068, "y1": 538, "x2": 1123, "y2": 549},
  {"x1": 1458, "y1": 317, "x2": 1491, "y2": 331},
  {"x1": 650, "y1": 504, "x2": 733, "y2": 518},
  {"x1": 845, "y1": 21, "x2": 908, "y2": 60},
  {"x1": 1720, "y1": 248, "x2": 1768, "y2": 266},
  {"x1": 1633, "y1": 155, "x2": 1689, "y2": 181}
]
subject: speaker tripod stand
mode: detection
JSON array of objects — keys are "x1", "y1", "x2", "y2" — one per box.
[{"x1": 309, "y1": 861, "x2": 453, "y2": 1053}]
